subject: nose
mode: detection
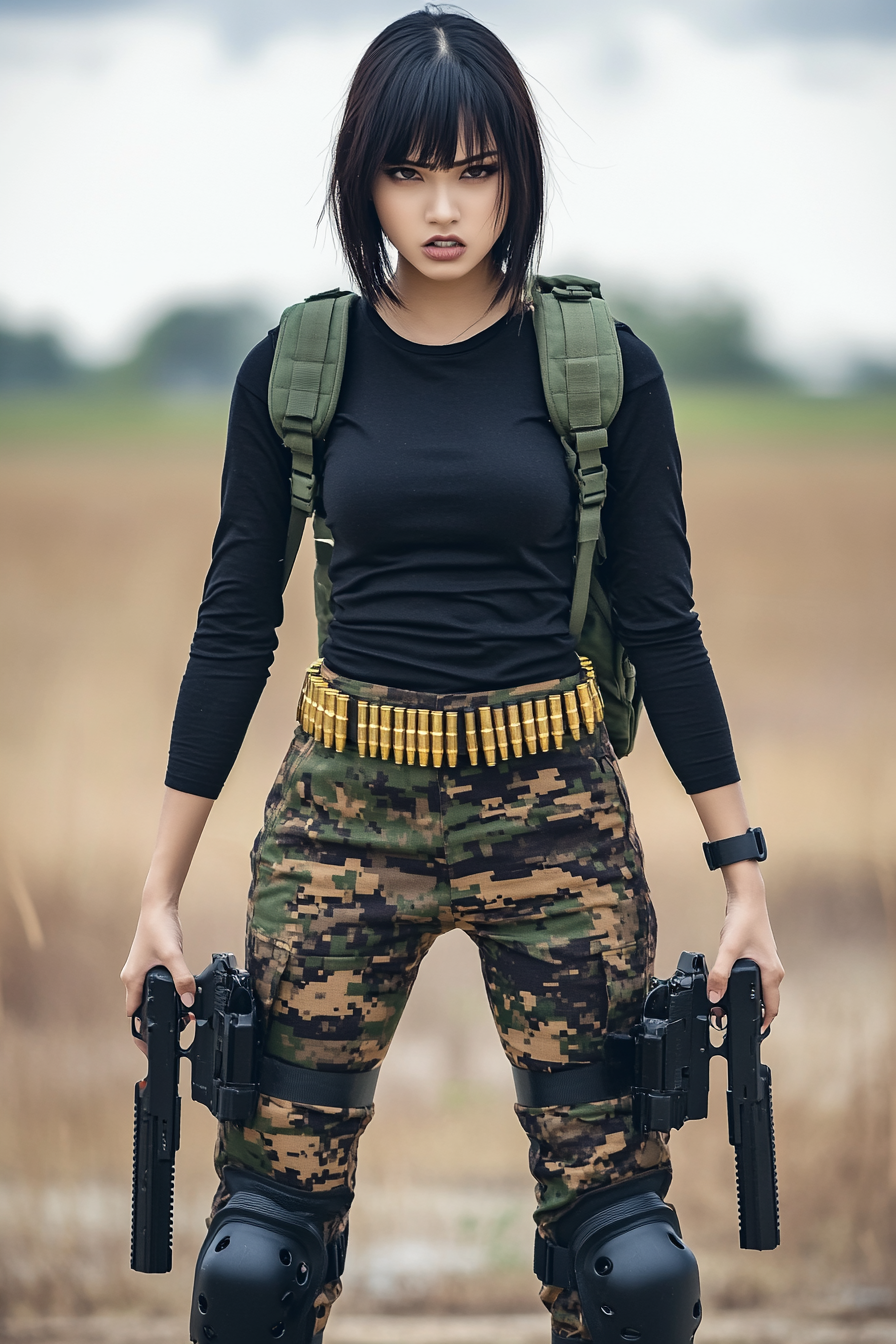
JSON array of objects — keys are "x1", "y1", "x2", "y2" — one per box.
[{"x1": 424, "y1": 178, "x2": 460, "y2": 228}]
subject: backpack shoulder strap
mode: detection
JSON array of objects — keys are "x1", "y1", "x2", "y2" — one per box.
[
  {"x1": 268, "y1": 288, "x2": 356, "y2": 588},
  {"x1": 531, "y1": 274, "x2": 623, "y2": 639}
]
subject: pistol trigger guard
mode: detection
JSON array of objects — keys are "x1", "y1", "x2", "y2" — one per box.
[
  {"x1": 760, "y1": 1025, "x2": 771, "y2": 1042},
  {"x1": 130, "y1": 1013, "x2": 143, "y2": 1040}
]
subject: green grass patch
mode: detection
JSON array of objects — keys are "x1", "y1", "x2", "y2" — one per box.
[
  {"x1": 669, "y1": 385, "x2": 896, "y2": 448},
  {"x1": 2, "y1": 387, "x2": 894, "y2": 455},
  {"x1": 0, "y1": 389, "x2": 231, "y2": 453}
]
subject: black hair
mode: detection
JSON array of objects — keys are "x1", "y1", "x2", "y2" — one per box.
[{"x1": 328, "y1": 7, "x2": 545, "y2": 313}]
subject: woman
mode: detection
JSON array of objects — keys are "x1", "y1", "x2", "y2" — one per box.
[{"x1": 122, "y1": 10, "x2": 783, "y2": 1342}]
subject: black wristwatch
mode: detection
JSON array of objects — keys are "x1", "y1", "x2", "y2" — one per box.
[{"x1": 703, "y1": 826, "x2": 767, "y2": 872}]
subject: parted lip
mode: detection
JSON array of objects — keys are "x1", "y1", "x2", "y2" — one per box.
[{"x1": 424, "y1": 234, "x2": 464, "y2": 244}]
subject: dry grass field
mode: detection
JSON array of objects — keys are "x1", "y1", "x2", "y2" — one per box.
[{"x1": 0, "y1": 390, "x2": 895, "y2": 1337}]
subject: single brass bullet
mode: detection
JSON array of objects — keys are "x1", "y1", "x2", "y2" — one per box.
[
  {"x1": 563, "y1": 688, "x2": 581, "y2": 741},
  {"x1": 335, "y1": 693, "x2": 350, "y2": 753},
  {"x1": 479, "y1": 706, "x2": 497, "y2": 766},
  {"x1": 549, "y1": 694, "x2": 564, "y2": 749},
  {"x1": 368, "y1": 703, "x2": 380, "y2": 756},
  {"x1": 576, "y1": 680, "x2": 595, "y2": 734},
  {"x1": 464, "y1": 709, "x2": 479, "y2": 766},
  {"x1": 357, "y1": 700, "x2": 369, "y2": 757},
  {"x1": 296, "y1": 668, "x2": 309, "y2": 726},
  {"x1": 535, "y1": 698, "x2": 550, "y2": 752},
  {"x1": 393, "y1": 706, "x2": 405, "y2": 764},
  {"x1": 446, "y1": 711, "x2": 460, "y2": 769},
  {"x1": 590, "y1": 678, "x2": 605, "y2": 723},
  {"x1": 406, "y1": 708, "x2": 417, "y2": 764},
  {"x1": 507, "y1": 703, "x2": 523, "y2": 758},
  {"x1": 324, "y1": 689, "x2": 337, "y2": 749},
  {"x1": 492, "y1": 705, "x2": 509, "y2": 761},
  {"x1": 417, "y1": 709, "x2": 430, "y2": 767},
  {"x1": 313, "y1": 678, "x2": 325, "y2": 741},
  {"x1": 431, "y1": 710, "x2": 444, "y2": 768},
  {"x1": 380, "y1": 704, "x2": 392, "y2": 760},
  {"x1": 521, "y1": 700, "x2": 538, "y2": 754},
  {"x1": 309, "y1": 669, "x2": 324, "y2": 733}
]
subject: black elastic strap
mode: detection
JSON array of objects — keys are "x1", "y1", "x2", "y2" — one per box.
[
  {"x1": 260, "y1": 1055, "x2": 379, "y2": 1108},
  {"x1": 511, "y1": 1057, "x2": 633, "y2": 1108},
  {"x1": 327, "y1": 1227, "x2": 348, "y2": 1281},
  {"x1": 703, "y1": 826, "x2": 767, "y2": 872},
  {"x1": 536, "y1": 1236, "x2": 572, "y2": 1289}
]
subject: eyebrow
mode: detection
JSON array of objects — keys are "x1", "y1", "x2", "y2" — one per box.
[{"x1": 391, "y1": 149, "x2": 499, "y2": 169}]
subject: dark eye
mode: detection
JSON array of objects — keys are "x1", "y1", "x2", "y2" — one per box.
[
  {"x1": 386, "y1": 166, "x2": 420, "y2": 182},
  {"x1": 461, "y1": 164, "x2": 498, "y2": 179}
]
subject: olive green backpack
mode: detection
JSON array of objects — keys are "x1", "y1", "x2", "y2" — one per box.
[{"x1": 267, "y1": 274, "x2": 642, "y2": 756}]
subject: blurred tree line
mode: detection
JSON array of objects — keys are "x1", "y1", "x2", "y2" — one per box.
[
  {"x1": 611, "y1": 292, "x2": 786, "y2": 385},
  {"x1": 1, "y1": 294, "x2": 894, "y2": 393},
  {"x1": 0, "y1": 302, "x2": 268, "y2": 394}
]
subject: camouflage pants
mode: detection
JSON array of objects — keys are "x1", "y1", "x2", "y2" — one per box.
[{"x1": 216, "y1": 666, "x2": 670, "y2": 1338}]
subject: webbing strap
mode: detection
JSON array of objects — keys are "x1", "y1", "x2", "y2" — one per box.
[
  {"x1": 260, "y1": 1055, "x2": 380, "y2": 1109},
  {"x1": 535, "y1": 1235, "x2": 572, "y2": 1289},
  {"x1": 282, "y1": 299, "x2": 335, "y2": 588},
  {"x1": 511, "y1": 1057, "x2": 633, "y2": 1108},
  {"x1": 558, "y1": 292, "x2": 611, "y2": 638},
  {"x1": 531, "y1": 276, "x2": 623, "y2": 641},
  {"x1": 268, "y1": 289, "x2": 355, "y2": 589}
]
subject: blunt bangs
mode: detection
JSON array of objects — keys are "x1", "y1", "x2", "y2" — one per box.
[{"x1": 328, "y1": 8, "x2": 545, "y2": 312}]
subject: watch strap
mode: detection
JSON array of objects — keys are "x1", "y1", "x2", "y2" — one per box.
[{"x1": 703, "y1": 826, "x2": 767, "y2": 872}]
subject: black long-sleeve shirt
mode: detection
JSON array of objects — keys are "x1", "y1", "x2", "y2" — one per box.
[{"x1": 166, "y1": 301, "x2": 738, "y2": 798}]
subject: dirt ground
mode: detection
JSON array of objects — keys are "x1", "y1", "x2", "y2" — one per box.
[
  {"x1": 0, "y1": 395, "x2": 895, "y2": 1330},
  {"x1": 1, "y1": 1313, "x2": 896, "y2": 1344}
]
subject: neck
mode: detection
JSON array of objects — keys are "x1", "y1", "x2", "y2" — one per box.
[{"x1": 376, "y1": 255, "x2": 512, "y2": 345}]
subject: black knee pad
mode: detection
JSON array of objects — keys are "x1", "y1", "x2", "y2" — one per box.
[
  {"x1": 190, "y1": 1170, "x2": 350, "y2": 1344},
  {"x1": 538, "y1": 1174, "x2": 702, "y2": 1344}
]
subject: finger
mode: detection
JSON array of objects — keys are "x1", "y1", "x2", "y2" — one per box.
[
  {"x1": 169, "y1": 956, "x2": 197, "y2": 1009},
  {"x1": 759, "y1": 970, "x2": 781, "y2": 1029},
  {"x1": 123, "y1": 973, "x2": 146, "y2": 1019},
  {"x1": 707, "y1": 949, "x2": 736, "y2": 1005}
]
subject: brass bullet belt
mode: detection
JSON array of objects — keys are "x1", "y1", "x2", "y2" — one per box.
[{"x1": 296, "y1": 658, "x2": 604, "y2": 768}]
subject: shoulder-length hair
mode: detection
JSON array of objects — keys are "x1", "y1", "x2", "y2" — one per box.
[{"x1": 328, "y1": 8, "x2": 545, "y2": 314}]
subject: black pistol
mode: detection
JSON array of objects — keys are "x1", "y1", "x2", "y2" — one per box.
[
  {"x1": 131, "y1": 965, "x2": 181, "y2": 1273},
  {"x1": 131, "y1": 952, "x2": 262, "y2": 1274},
  {"x1": 619, "y1": 951, "x2": 780, "y2": 1251}
]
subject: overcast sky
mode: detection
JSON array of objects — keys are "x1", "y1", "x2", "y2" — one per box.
[{"x1": 1, "y1": 0, "x2": 894, "y2": 379}]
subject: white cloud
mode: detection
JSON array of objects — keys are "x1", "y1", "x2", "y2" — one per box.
[
  {"x1": 0, "y1": 5, "x2": 893, "y2": 373},
  {"x1": 522, "y1": 12, "x2": 896, "y2": 371},
  {"x1": 0, "y1": 11, "x2": 363, "y2": 358}
]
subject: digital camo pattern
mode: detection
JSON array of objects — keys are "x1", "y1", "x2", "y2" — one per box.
[{"x1": 216, "y1": 669, "x2": 669, "y2": 1338}]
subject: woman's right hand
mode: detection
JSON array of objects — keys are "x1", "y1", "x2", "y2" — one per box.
[
  {"x1": 120, "y1": 895, "x2": 197, "y2": 1019},
  {"x1": 120, "y1": 787, "x2": 214, "y2": 1030}
]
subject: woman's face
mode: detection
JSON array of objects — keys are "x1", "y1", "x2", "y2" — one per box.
[{"x1": 372, "y1": 144, "x2": 505, "y2": 284}]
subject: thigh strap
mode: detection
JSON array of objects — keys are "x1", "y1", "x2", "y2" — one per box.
[
  {"x1": 511, "y1": 1053, "x2": 633, "y2": 1107},
  {"x1": 260, "y1": 1055, "x2": 380, "y2": 1108}
]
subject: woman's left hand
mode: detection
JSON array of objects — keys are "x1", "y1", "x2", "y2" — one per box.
[{"x1": 706, "y1": 861, "x2": 784, "y2": 1030}]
